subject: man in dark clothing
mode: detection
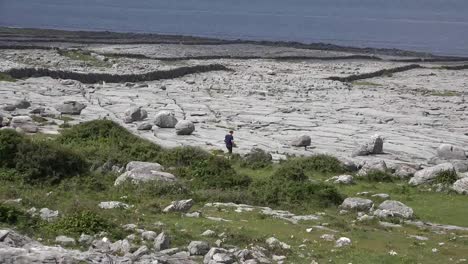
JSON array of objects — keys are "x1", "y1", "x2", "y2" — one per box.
[{"x1": 224, "y1": 130, "x2": 234, "y2": 154}]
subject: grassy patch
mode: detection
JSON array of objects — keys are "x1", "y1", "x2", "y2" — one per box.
[
  {"x1": 0, "y1": 72, "x2": 16, "y2": 82},
  {"x1": 429, "y1": 90, "x2": 460, "y2": 97},
  {"x1": 352, "y1": 81, "x2": 382, "y2": 86},
  {"x1": 59, "y1": 50, "x2": 110, "y2": 67}
]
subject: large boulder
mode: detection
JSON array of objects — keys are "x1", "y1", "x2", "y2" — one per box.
[
  {"x1": 14, "y1": 99, "x2": 31, "y2": 109},
  {"x1": 163, "y1": 199, "x2": 194, "y2": 213},
  {"x1": 437, "y1": 144, "x2": 466, "y2": 160},
  {"x1": 340, "y1": 197, "x2": 373, "y2": 211},
  {"x1": 356, "y1": 160, "x2": 388, "y2": 177},
  {"x1": 154, "y1": 111, "x2": 178, "y2": 128},
  {"x1": 123, "y1": 106, "x2": 147, "y2": 123},
  {"x1": 55, "y1": 101, "x2": 86, "y2": 115},
  {"x1": 452, "y1": 178, "x2": 468, "y2": 195},
  {"x1": 373, "y1": 200, "x2": 413, "y2": 219},
  {"x1": 328, "y1": 174, "x2": 354, "y2": 185},
  {"x1": 114, "y1": 161, "x2": 176, "y2": 186},
  {"x1": 352, "y1": 134, "x2": 384, "y2": 156},
  {"x1": 10, "y1": 116, "x2": 38, "y2": 133},
  {"x1": 175, "y1": 120, "x2": 195, "y2": 135},
  {"x1": 409, "y1": 163, "x2": 455, "y2": 186},
  {"x1": 291, "y1": 135, "x2": 311, "y2": 148},
  {"x1": 187, "y1": 241, "x2": 210, "y2": 255},
  {"x1": 154, "y1": 232, "x2": 170, "y2": 251}
]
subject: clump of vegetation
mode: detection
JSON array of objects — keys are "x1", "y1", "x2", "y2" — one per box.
[
  {"x1": 0, "y1": 130, "x2": 87, "y2": 184},
  {"x1": 434, "y1": 170, "x2": 458, "y2": 185},
  {"x1": 0, "y1": 204, "x2": 40, "y2": 233},
  {"x1": 281, "y1": 154, "x2": 346, "y2": 174},
  {"x1": 240, "y1": 148, "x2": 272, "y2": 169},
  {"x1": 363, "y1": 170, "x2": 394, "y2": 182},
  {"x1": 59, "y1": 50, "x2": 110, "y2": 67},
  {"x1": 30, "y1": 115, "x2": 48, "y2": 125},
  {"x1": 430, "y1": 90, "x2": 460, "y2": 97},
  {"x1": 190, "y1": 155, "x2": 252, "y2": 190},
  {"x1": 249, "y1": 161, "x2": 344, "y2": 207},
  {"x1": 57, "y1": 120, "x2": 162, "y2": 166},
  {"x1": 159, "y1": 146, "x2": 210, "y2": 167},
  {"x1": 47, "y1": 210, "x2": 116, "y2": 237},
  {"x1": 0, "y1": 72, "x2": 17, "y2": 82}
]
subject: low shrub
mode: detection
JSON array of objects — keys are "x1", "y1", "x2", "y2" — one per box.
[
  {"x1": 240, "y1": 148, "x2": 272, "y2": 169},
  {"x1": 0, "y1": 129, "x2": 24, "y2": 167},
  {"x1": 0, "y1": 204, "x2": 39, "y2": 232},
  {"x1": 434, "y1": 170, "x2": 458, "y2": 185},
  {"x1": 47, "y1": 210, "x2": 115, "y2": 237},
  {"x1": 14, "y1": 140, "x2": 88, "y2": 184},
  {"x1": 249, "y1": 161, "x2": 344, "y2": 207},
  {"x1": 363, "y1": 170, "x2": 394, "y2": 182},
  {"x1": 190, "y1": 155, "x2": 252, "y2": 189},
  {"x1": 158, "y1": 146, "x2": 210, "y2": 167},
  {"x1": 279, "y1": 154, "x2": 346, "y2": 174},
  {"x1": 58, "y1": 120, "x2": 162, "y2": 166}
]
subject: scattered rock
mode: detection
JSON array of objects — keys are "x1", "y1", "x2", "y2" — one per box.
[
  {"x1": 55, "y1": 101, "x2": 86, "y2": 115},
  {"x1": 357, "y1": 160, "x2": 388, "y2": 177},
  {"x1": 437, "y1": 144, "x2": 466, "y2": 160},
  {"x1": 114, "y1": 161, "x2": 176, "y2": 185},
  {"x1": 201, "y1": 230, "x2": 216, "y2": 237},
  {"x1": 373, "y1": 200, "x2": 414, "y2": 219},
  {"x1": 188, "y1": 241, "x2": 210, "y2": 255},
  {"x1": 409, "y1": 163, "x2": 455, "y2": 185},
  {"x1": 39, "y1": 208, "x2": 59, "y2": 222},
  {"x1": 335, "y1": 237, "x2": 352, "y2": 247},
  {"x1": 154, "y1": 111, "x2": 178, "y2": 128},
  {"x1": 98, "y1": 201, "x2": 130, "y2": 209},
  {"x1": 452, "y1": 177, "x2": 468, "y2": 194},
  {"x1": 175, "y1": 120, "x2": 195, "y2": 135},
  {"x1": 137, "y1": 122, "x2": 153, "y2": 130},
  {"x1": 141, "y1": 231, "x2": 157, "y2": 241},
  {"x1": 352, "y1": 134, "x2": 384, "y2": 156},
  {"x1": 372, "y1": 193, "x2": 390, "y2": 200},
  {"x1": 55, "y1": 235, "x2": 75, "y2": 246},
  {"x1": 10, "y1": 116, "x2": 38, "y2": 133},
  {"x1": 340, "y1": 197, "x2": 373, "y2": 212},
  {"x1": 2, "y1": 104, "x2": 16, "y2": 111},
  {"x1": 14, "y1": 99, "x2": 31, "y2": 109},
  {"x1": 320, "y1": 234, "x2": 335, "y2": 241},
  {"x1": 163, "y1": 199, "x2": 194, "y2": 213},
  {"x1": 123, "y1": 106, "x2": 148, "y2": 123},
  {"x1": 154, "y1": 232, "x2": 170, "y2": 251},
  {"x1": 393, "y1": 164, "x2": 418, "y2": 179},
  {"x1": 266, "y1": 237, "x2": 290, "y2": 250},
  {"x1": 291, "y1": 135, "x2": 311, "y2": 149},
  {"x1": 78, "y1": 234, "x2": 94, "y2": 245},
  {"x1": 110, "y1": 239, "x2": 131, "y2": 254},
  {"x1": 328, "y1": 174, "x2": 354, "y2": 184}
]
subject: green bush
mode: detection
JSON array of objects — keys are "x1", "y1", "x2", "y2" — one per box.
[
  {"x1": 190, "y1": 155, "x2": 252, "y2": 189},
  {"x1": 15, "y1": 140, "x2": 88, "y2": 184},
  {"x1": 58, "y1": 120, "x2": 162, "y2": 166},
  {"x1": 0, "y1": 129, "x2": 24, "y2": 168},
  {"x1": 299, "y1": 155, "x2": 346, "y2": 173},
  {"x1": 48, "y1": 210, "x2": 115, "y2": 236},
  {"x1": 158, "y1": 146, "x2": 210, "y2": 167},
  {"x1": 240, "y1": 148, "x2": 272, "y2": 169},
  {"x1": 434, "y1": 170, "x2": 458, "y2": 185},
  {"x1": 249, "y1": 161, "x2": 344, "y2": 207},
  {"x1": 0, "y1": 204, "x2": 39, "y2": 232}
]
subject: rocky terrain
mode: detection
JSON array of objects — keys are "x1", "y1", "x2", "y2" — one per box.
[{"x1": 0, "y1": 28, "x2": 468, "y2": 263}]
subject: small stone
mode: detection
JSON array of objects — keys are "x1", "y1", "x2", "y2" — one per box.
[
  {"x1": 55, "y1": 235, "x2": 76, "y2": 246},
  {"x1": 335, "y1": 237, "x2": 351, "y2": 247},
  {"x1": 201, "y1": 230, "x2": 216, "y2": 237},
  {"x1": 154, "y1": 232, "x2": 170, "y2": 251},
  {"x1": 187, "y1": 241, "x2": 210, "y2": 255}
]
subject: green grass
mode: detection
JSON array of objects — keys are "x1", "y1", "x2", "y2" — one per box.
[
  {"x1": 0, "y1": 72, "x2": 16, "y2": 82},
  {"x1": 352, "y1": 81, "x2": 382, "y2": 86},
  {"x1": 0, "y1": 120, "x2": 467, "y2": 263},
  {"x1": 429, "y1": 90, "x2": 460, "y2": 97},
  {"x1": 59, "y1": 50, "x2": 110, "y2": 67}
]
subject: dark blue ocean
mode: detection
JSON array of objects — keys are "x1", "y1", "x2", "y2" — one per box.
[{"x1": 1, "y1": 0, "x2": 467, "y2": 56}]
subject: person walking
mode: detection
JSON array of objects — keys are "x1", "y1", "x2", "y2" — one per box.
[{"x1": 224, "y1": 130, "x2": 235, "y2": 154}]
